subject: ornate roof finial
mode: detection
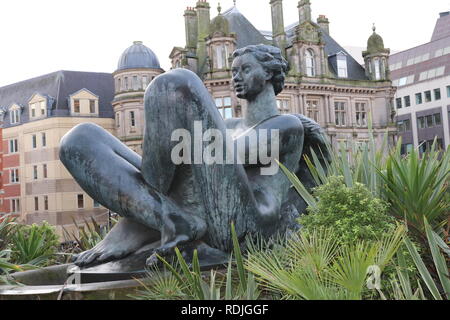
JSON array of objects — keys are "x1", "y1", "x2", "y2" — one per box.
[
  {"x1": 372, "y1": 23, "x2": 376, "y2": 33},
  {"x1": 233, "y1": 0, "x2": 236, "y2": 7},
  {"x1": 218, "y1": 2, "x2": 221, "y2": 14}
]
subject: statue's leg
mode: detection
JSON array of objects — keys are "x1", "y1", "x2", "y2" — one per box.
[
  {"x1": 142, "y1": 69, "x2": 259, "y2": 254},
  {"x1": 59, "y1": 123, "x2": 205, "y2": 266}
]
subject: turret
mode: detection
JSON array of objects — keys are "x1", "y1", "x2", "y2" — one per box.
[{"x1": 362, "y1": 25, "x2": 390, "y2": 81}]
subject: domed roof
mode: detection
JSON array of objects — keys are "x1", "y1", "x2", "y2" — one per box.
[
  {"x1": 117, "y1": 41, "x2": 160, "y2": 71},
  {"x1": 367, "y1": 26, "x2": 385, "y2": 54},
  {"x1": 210, "y1": 5, "x2": 230, "y2": 36}
]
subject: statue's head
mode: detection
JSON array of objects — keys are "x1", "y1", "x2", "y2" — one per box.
[{"x1": 231, "y1": 44, "x2": 288, "y2": 100}]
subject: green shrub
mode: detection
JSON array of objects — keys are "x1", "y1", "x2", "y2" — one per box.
[
  {"x1": 10, "y1": 221, "x2": 59, "y2": 266},
  {"x1": 299, "y1": 176, "x2": 395, "y2": 246}
]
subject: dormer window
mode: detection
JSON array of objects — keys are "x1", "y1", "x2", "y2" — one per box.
[
  {"x1": 28, "y1": 94, "x2": 48, "y2": 119},
  {"x1": 40, "y1": 101, "x2": 46, "y2": 116},
  {"x1": 69, "y1": 89, "x2": 99, "y2": 116},
  {"x1": 337, "y1": 53, "x2": 348, "y2": 78},
  {"x1": 30, "y1": 103, "x2": 36, "y2": 117},
  {"x1": 305, "y1": 49, "x2": 316, "y2": 77},
  {"x1": 74, "y1": 99, "x2": 80, "y2": 113},
  {"x1": 9, "y1": 105, "x2": 21, "y2": 124}
]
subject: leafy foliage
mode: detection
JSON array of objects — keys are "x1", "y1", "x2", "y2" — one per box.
[
  {"x1": 299, "y1": 176, "x2": 395, "y2": 246},
  {"x1": 63, "y1": 216, "x2": 117, "y2": 253},
  {"x1": 246, "y1": 225, "x2": 406, "y2": 300},
  {"x1": 10, "y1": 221, "x2": 59, "y2": 266},
  {"x1": 376, "y1": 140, "x2": 450, "y2": 240},
  {"x1": 133, "y1": 223, "x2": 260, "y2": 300}
]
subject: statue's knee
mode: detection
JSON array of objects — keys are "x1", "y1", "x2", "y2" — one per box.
[{"x1": 60, "y1": 123, "x2": 102, "y2": 160}]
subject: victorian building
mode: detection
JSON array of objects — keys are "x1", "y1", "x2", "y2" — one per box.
[
  {"x1": 0, "y1": 71, "x2": 115, "y2": 235},
  {"x1": 170, "y1": 0, "x2": 397, "y2": 149},
  {"x1": 390, "y1": 11, "x2": 450, "y2": 154}
]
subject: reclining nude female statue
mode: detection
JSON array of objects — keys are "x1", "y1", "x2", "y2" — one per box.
[{"x1": 60, "y1": 44, "x2": 328, "y2": 268}]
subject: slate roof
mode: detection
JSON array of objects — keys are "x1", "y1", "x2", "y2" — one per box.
[
  {"x1": 221, "y1": 6, "x2": 368, "y2": 81},
  {"x1": 222, "y1": 6, "x2": 271, "y2": 49},
  {"x1": 0, "y1": 70, "x2": 114, "y2": 128}
]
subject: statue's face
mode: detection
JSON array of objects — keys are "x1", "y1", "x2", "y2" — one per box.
[{"x1": 232, "y1": 53, "x2": 271, "y2": 100}]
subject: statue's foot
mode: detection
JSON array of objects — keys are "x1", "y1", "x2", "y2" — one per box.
[
  {"x1": 145, "y1": 234, "x2": 190, "y2": 266},
  {"x1": 146, "y1": 240, "x2": 229, "y2": 268},
  {"x1": 73, "y1": 218, "x2": 160, "y2": 267}
]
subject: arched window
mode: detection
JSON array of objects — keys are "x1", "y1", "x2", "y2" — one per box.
[{"x1": 305, "y1": 49, "x2": 316, "y2": 77}]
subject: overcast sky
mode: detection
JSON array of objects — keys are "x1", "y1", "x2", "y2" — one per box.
[{"x1": 0, "y1": 0, "x2": 448, "y2": 87}]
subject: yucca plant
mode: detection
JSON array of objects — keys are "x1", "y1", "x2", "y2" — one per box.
[
  {"x1": 63, "y1": 216, "x2": 116, "y2": 252},
  {"x1": 133, "y1": 223, "x2": 260, "y2": 300},
  {"x1": 376, "y1": 139, "x2": 450, "y2": 241},
  {"x1": 0, "y1": 215, "x2": 16, "y2": 251},
  {"x1": 10, "y1": 222, "x2": 59, "y2": 266},
  {"x1": 246, "y1": 224, "x2": 407, "y2": 300}
]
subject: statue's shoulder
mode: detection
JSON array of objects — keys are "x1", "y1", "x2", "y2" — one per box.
[{"x1": 224, "y1": 117, "x2": 243, "y2": 130}]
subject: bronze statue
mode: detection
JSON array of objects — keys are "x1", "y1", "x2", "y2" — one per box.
[{"x1": 60, "y1": 44, "x2": 328, "y2": 268}]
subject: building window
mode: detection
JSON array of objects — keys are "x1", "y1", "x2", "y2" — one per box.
[
  {"x1": 215, "y1": 44, "x2": 228, "y2": 69},
  {"x1": 116, "y1": 113, "x2": 120, "y2": 127},
  {"x1": 10, "y1": 108, "x2": 20, "y2": 124},
  {"x1": 31, "y1": 103, "x2": 36, "y2": 118},
  {"x1": 117, "y1": 78, "x2": 121, "y2": 91},
  {"x1": 424, "y1": 91, "x2": 432, "y2": 102},
  {"x1": 374, "y1": 59, "x2": 381, "y2": 80},
  {"x1": 40, "y1": 101, "x2": 46, "y2": 116},
  {"x1": 93, "y1": 200, "x2": 100, "y2": 208},
  {"x1": 133, "y1": 76, "x2": 139, "y2": 90},
  {"x1": 10, "y1": 169, "x2": 19, "y2": 183},
  {"x1": 43, "y1": 164, "x2": 48, "y2": 179},
  {"x1": 32, "y1": 135, "x2": 37, "y2": 149},
  {"x1": 142, "y1": 76, "x2": 148, "y2": 90},
  {"x1": 306, "y1": 100, "x2": 319, "y2": 122},
  {"x1": 77, "y1": 194, "x2": 84, "y2": 209},
  {"x1": 334, "y1": 102, "x2": 346, "y2": 126},
  {"x1": 33, "y1": 165, "x2": 38, "y2": 180},
  {"x1": 447, "y1": 86, "x2": 450, "y2": 98},
  {"x1": 355, "y1": 102, "x2": 367, "y2": 127},
  {"x1": 11, "y1": 199, "x2": 20, "y2": 213},
  {"x1": 417, "y1": 113, "x2": 442, "y2": 129},
  {"x1": 404, "y1": 96, "x2": 411, "y2": 107},
  {"x1": 215, "y1": 97, "x2": 233, "y2": 119},
  {"x1": 74, "y1": 99, "x2": 80, "y2": 113},
  {"x1": 124, "y1": 77, "x2": 129, "y2": 90},
  {"x1": 337, "y1": 54, "x2": 348, "y2": 78},
  {"x1": 89, "y1": 100, "x2": 96, "y2": 113},
  {"x1": 9, "y1": 139, "x2": 18, "y2": 153},
  {"x1": 305, "y1": 49, "x2": 316, "y2": 77},
  {"x1": 44, "y1": 196, "x2": 48, "y2": 211},
  {"x1": 397, "y1": 119, "x2": 411, "y2": 132},
  {"x1": 433, "y1": 88, "x2": 441, "y2": 101},
  {"x1": 401, "y1": 143, "x2": 413, "y2": 156},
  {"x1": 130, "y1": 111, "x2": 136, "y2": 127},
  {"x1": 415, "y1": 93, "x2": 422, "y2": 104},
  {"x1": 276, "y1": 99, "x2": 290, "y2": 114},
  {"x1": 42, "y1": 132, "x2": 46, "y2": 147},
  {"x1": 434, "y1": 113, "x2": 441, "y2": 126},
  {"x1": 396, "y1": 98, "x2": 402, "y2": 109},
  {"x1": 34, "y1": 197, "x2": 39, "y2": 211}
]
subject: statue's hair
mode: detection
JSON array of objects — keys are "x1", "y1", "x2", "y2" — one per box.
[{"x1": 232, "y1": 44, "x2": 289, "y2": 96}]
